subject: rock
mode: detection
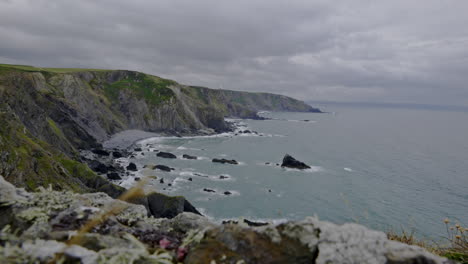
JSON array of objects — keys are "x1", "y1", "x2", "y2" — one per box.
[
  {"x1": 126, "y1": 162, "x2": 138, "y2": 171},
  {"x1": 203, "y1": 188, "x2": 216, "y2": 193},
  {"x1": 223, "y1": 191, "x2": 232, "y2": 195},
  {"x1": 188, "y1": 178, "x2": 193, "y2": 181},
  {"x1": 146, "y1": 192, "x2": 201, "y2": 218},
  {"x1": 135, "y1": 177, "x2": 141, "y2": 181},
  {"x1": 244, "y1": 219, "x2": 268, "y2": 227},
  {"x1": 281, "y1": 154, "x2": 311, "y2": 169},
  {"x1": 157, "y1": 152, "x2": 177, "y2": 159},
  {"x1": 168, "y1": 183, "x2": 172, "y2": 186},
  {"x1": 106, "y1": 172, "x2": 121, "y2": 180},
  {"x1": 154, "y1": 165, "x2": 173, "y2": 172},
  {"x1": 112, "y1": 151, "x2": 123, "y2": 158},
  {"x1": 134, "y1": 147, "x2": 143, "y2": 151},
  {"x1": 182, "y1": 154, "x2": 197, "y2": 160},
  {"x1": 92, "y1": 148, "x2": 110, "y2": 156},
  {"x1": 265, "y1": 162, "x2": 270, "y2": 165},
  {"x1": 243, "y1": 130, "x2": 251, "y2": 133},
  {"x1": 212, "y1": 158, "x2": 238, "y2": 165},
  {"x1": 88, "y1": 160, "x2": 108, "y2": 174},
  {"x1": 219, "y1": 175, "x2": 229, "y2": 179}
]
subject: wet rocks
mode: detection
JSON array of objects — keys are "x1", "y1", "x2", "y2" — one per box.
[
  {"x1": 88, "y1": 160, "x2": 109, "y2": 174},
  {"x1": 154, "y1": 165, "x2": 175, "y2": 172},
  {"x1": 126, "y1": 162, "x2": 138, "y2": 171},
  {"x1": 112, "y1": 151, "x2": 123, "y2": 158},
  {"x1": 182, "y1": 154, "x2": 197, "y2": 160},
  {"x1": 219, "y1": 175, "x2": 229, "y2": 179},
  {"x1": 212, "y1": 158, "x2": 238, "y2": 165},
  {"x1": 203, "y1": 188, "x2": 216, "y2": 193},
  {"x1": 92, "y1": 148, "x2": 110, "y2": 156},
  {"x1": 157, "y1": 152, "x2": 177, "y2": 159},
  {"x1": 134, "y1": 147, "x2": 143, "y2": 152},
  {"x1": 223, "y1": 191, "x2": 232, "y2": 195},
  {"x1": 107, "y1": 172, "x2": 122, "y2": 180},
  {"x1": 281, "y1": 154, "x2": 311, "y2": 169}
]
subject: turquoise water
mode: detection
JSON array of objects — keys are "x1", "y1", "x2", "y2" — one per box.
[{"x1": 122, "y1": 105, "x2": 468, "y2": 239}]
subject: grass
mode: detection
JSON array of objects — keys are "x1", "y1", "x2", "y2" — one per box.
[
  {"x1": 0, "y1": 63, "x2": 112, "y2": 73},
  {"x1": 387, "y1": 219, "x2": 468, "y2": 263}
]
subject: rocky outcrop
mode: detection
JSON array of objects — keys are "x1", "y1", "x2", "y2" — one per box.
[
  {"x1": 0, "y1": 176, "x2": 452, "y2": 264},
  {"x1": 212, "y1": 158, "x2": 238, "y2": 165},
  {"x1": 281, "y1": 154, "x2": 311, "y2": 169}
]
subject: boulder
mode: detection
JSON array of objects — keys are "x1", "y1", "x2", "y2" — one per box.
[
  {"x1": 182, "y1": 154, "x2": 197, "y2": 160},
  {"x1": 126, "y1": 162, "x2": 138, "y2": 171},
  {"x1": 106, "y1": 172, "x2": 122, "y2": 180},
  {"x1": 92, "y1": 148, "x2": 110, "y2": 156},
  {"x1": 281, "y1": 154, "x2": 311, "y2": 169},
  {"x1": 154, "y1": 165, "x2": 174, "y2": 172},
  {"x1": 146, "y1": 192, "x2": 201, "y2": 219},
  {"x1": 212, "y1": 158, "x2": 238, "y2": 165},
  {"x1": 88, "y1": 160, "x2": 108, "y2": 174},
  {"x1": 112, "y1": 151, "x2": 123, "y2": 158},
  {"x1": 157, "y1": 152, "x2": 177, "y2": 159}
]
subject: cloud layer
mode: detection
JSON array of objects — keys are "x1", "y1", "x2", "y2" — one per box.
[{"x1": 1, "y1": 0, "x2": 468, "y2": 104}]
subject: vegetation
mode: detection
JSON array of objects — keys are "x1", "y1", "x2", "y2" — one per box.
[
  {"x1": 387, "y1": 219, "x2": 468, "y2": 263},
  {"x1": 103, "y1": 73, "x2": 176, "y2": 105},
  {"x1": 0, "y1": 63, "x2": 112, "y2": 73}
]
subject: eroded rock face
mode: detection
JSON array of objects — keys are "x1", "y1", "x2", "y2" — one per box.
[{"x1": 0, "y1": 176, "x2": 452, "y2": 264}]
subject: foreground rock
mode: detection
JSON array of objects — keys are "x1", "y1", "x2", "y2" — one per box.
[
  {"x1": 157, "y1": 152, "x2": 177, "y2": 159},
  {"x1": 212, "y1": 158, "x2": 238, "y2": 165},
  {"x1": 281, "y1": 154, "x2": 311, "y2": 169},
  {"x1": 0, "y1": 176, "x2": 452, "y2": 264}
]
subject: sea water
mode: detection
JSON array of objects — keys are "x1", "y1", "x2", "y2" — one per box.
[{"x1": 116, "y1": 104, "x2": 468, "y2": 239}]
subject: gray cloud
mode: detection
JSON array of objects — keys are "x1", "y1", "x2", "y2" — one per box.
[{"x1": 1, "y1": 0, "x2": 468, "y2": 105}]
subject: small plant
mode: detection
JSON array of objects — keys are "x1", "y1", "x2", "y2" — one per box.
[
  {"x1": 387, "y1": 219, "x2": 468, "y2": 264},
  {"x1": 441, "y1": 218, "x2": 468, "y2": 263}
]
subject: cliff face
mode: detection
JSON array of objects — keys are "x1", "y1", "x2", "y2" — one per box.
[{"x1": 0, "y1": 64, "x2": 320, "y2": 192}]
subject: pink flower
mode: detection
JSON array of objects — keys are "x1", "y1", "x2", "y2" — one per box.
[
  {"x1": 177, "y1": 247, "x2": 188, "y2": 261},
  {"x1": 159, "y1": 238, "x2": 171, "y2": 249}
]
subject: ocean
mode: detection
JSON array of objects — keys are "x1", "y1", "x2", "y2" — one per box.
[{"x1": 114, "y1": 103, "x2": 468, "y2": 239}]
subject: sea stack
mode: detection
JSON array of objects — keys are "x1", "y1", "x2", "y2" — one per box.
[{"x1": 281, "y1": 154, "x2": 311, "y2": 169}]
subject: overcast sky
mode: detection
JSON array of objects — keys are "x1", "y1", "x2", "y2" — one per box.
[{"x1": 1, "y1": 0, "x2": 468, "y2": 105}]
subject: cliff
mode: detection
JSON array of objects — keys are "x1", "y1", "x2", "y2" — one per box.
[{"x1": 0, "y1": 63, "x2": 320, "y2": 192}]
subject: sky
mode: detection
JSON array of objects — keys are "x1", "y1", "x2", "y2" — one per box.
[{"x1": 1, "y1": 0, "x2": 468, "y2": 105}]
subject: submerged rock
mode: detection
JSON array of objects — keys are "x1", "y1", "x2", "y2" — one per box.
[
  {"x1": 281, "y1": 154, "x2": 311, "y2": 169},
  {"x1": 212, "y1": 158, "x2": 238, "y2": 165},
  {"x1": 203, "y1": 188, "x2": 216, "y2": 193},
  {"x1": 182, "y1": 154, "x2": 198, "y2": 160},
  {"x1": 157, "y1": 152, "x2": 177, "y2": 159},
  {"x1": 154, "y1": 165, "x2": 174, "y2": 172}
]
